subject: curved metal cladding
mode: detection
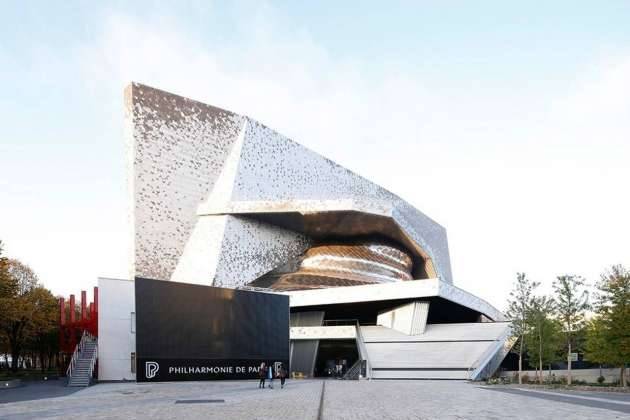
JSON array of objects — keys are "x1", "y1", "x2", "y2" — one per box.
[{"x1": 259, "y1": 243, "x2": 414, "y2": 291}]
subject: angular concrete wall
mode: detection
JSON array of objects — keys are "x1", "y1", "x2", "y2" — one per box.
[
  {"x1": 377, "y1": 301, "x2": 429, "y2": 335},
  {"x1": 361, "y1": 322, "x2": 512, "y2": 380}
]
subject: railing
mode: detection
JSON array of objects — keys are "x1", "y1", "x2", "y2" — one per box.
[
  {"x1": 323, "y1": 319, "x2": 358, "y2": 326},
  {"x1": 88, "y1": 340, "x2": 98, "y2": 380},
  {"x1": 322, "y1": 319, "x2": 376, "y2": 327},
  {"x1": 321, "y1": 319, "x2": 372, "y2": 379},
  {"x1": 342, "y1": 359, "x2": 362, "y2": 380},
  {"x1": 66, "y1": 330, "x2": 97, "y2": 379},
  {"x1": 467, "y1": 327, "x2": 513, "y2": 381},
  {"x1": 354, "y1": 321, "x2": 372, "y2": 379}
]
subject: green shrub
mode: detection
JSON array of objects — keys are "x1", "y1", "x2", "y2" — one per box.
[{"x1": 597, "y1": 376, "x2": 605, "y2": 384}]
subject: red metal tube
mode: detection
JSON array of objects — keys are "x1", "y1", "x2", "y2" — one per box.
[
  {"x1": 69, "y1": 294, "x2": 75, "y2": 323},
  {"x1": 59, "y1": 297, "x2": 66, "y2": 326},
  {"x1": 81, "y1": 290, "x2": 87, "y2": 321},
  {"x1": 93, "y1": 286, "x2": 98, "y2": 314}
]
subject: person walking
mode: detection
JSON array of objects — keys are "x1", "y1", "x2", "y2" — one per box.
[
  {"x1": 278, "y1": 363, "x2": 287, "y2": 389},
  {"x1": 267, "y1": 362, "x2": 274, "y2": 389},
  {"x1": 258, "y1": 362, "x2": 267, "y2": 389}
]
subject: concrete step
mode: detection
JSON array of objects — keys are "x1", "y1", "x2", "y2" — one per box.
[
  {"x1": 360, "y1": 324, "x2": 512, "y2": 380},
  {"x1": 66, "y1": 338, "x2": 97, "y2": 388}
]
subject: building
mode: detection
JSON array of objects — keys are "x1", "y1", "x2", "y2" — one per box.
[{"x1": 94, "y1": 83, "x2": 512, "y2": 383}]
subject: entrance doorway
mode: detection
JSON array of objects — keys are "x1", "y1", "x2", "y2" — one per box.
[{"x1": 314, "y1": 339, "x2": 359, "y2": 378}]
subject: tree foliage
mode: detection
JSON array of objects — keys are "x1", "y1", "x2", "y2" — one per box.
[
  {"x1": 505, "y1": 272, "x2": 539, "y2": 384},
  {"x1": 0, "y1": 256, "x2": 58, "y2": 372},
  {"x1": 585, "y1": 317, "x2": 614, "y2": 364},
  {"x1": 552, "y1": 274, "x2": 589, "y2": 384},
  {"x1": 585, "y1": 265, "x2": 630, "y2": 387},
  {"x1": 0, "y1": 240, "x2": 15, "y2": 305},
  {"x1": 525, "y1": 295, "x2": 561, "y2": 383}
]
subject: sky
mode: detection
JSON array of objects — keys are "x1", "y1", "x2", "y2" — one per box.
[{"x1": 1, "y1": 1, "x2": 629, "y2": 310}]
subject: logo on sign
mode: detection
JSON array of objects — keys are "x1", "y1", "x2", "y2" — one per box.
[{"x1": 146, "y1": 361, "x2": 160, "y2": 379}]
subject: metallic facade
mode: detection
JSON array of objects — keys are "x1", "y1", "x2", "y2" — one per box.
[
  {"x1": 125, "y1": 83, "x2": 452, "y2": 287},
  {"x1": 120, "y1": 82, "x2": 512, "y2": 381}
]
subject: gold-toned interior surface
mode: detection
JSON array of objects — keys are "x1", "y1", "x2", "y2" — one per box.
[
  {"x1": 250, "y1": 242, "x2": 414, "y2": 291},
  {"x1": 245, "y1": 211, "x2": 436, "y2": 280}
]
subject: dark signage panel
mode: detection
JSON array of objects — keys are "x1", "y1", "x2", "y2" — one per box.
[{"x1": 135, "y1": 277, "x2": 289, "y2": 382}]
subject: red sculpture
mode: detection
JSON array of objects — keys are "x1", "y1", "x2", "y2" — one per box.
[{"x1": 59, "y1": 287, "x2": 98, "y2": 355}]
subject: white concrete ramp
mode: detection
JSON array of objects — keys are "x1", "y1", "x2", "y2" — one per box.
[{"x1": 360, "y1": 322, "x2": 511, "y2": 380}]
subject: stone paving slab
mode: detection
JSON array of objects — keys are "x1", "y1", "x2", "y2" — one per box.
[
  {"x1": 1, "y1": 379, "x2": 629, "y2": 419},
  {"x1": 0, "y1": 380, "x2": 322, "y2": 420},
  {"x1": 323, "y1": 381, "x2": 630, "y2": 419}
]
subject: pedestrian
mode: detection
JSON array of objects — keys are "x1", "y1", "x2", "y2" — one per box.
[
  {"x1": 278, "y1": 363, "x2": 287, "y2": 389},
  {"x1": 258, "y1": 362, "x2": 267, "y2": 389},
  {"x1": 267, "y1": 362, "x2": 274, "y2": 389}
]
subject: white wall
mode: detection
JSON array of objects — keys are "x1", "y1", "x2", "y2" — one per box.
[
  {"x1": 377, "y1": 301, "x2": 429, "y2": 335},
  {"x1": 98, "y1": 277, "x2": 135, "y2": 381}
]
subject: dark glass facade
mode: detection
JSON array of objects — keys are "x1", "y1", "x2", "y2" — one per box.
[{"x1": 135, "y1": 277, "x2": 289, "y2": 382}]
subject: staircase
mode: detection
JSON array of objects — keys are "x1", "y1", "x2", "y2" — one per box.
[
  {"x1": 67, "y1": 331, "x2": 98, "y2": 387},
  {"x1": 342, "y1": 359, "x2": 363, "y2": 380},
  {"x1": 359, "y1": 322, "x2": 512, "y2": 380}
]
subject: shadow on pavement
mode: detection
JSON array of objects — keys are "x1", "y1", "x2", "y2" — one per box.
[
  {"x1": 0, "y1": 379, "x2": 82, "y2": 404},
  {"x1": 480, "y1": 386, "x2": 630, "y2": 415}
]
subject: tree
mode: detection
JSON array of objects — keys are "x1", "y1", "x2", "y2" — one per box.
[
  {"x1": 24, "y1": 286, "x2": 58, "y2": 371},
  {"x1": 525, "y1": 295, "x2": 560, "y2": 384},
  {"x1": 0, "y1": 259, "x2": 43, "y2": 371},
  {"x1": 12, "y1": 286, "x2": 58, "y2": 373},
  {"x1": 0, "y1": 241, "x2": 17, "y2": 369},
  {"x1": 553, "y1": 275, "x2": 589, "y2": 385},
  {"x1": 586, "y1": 265, "x2": 630, "y2": 388},
  {"x1": 506, "y1": 273, "x2": 539, "y2": 384},
  {"x1": 0, "y1": 240, "x2": 16, "y2": 309},
  {"x1": 0, "y1": 244, "x2": 60, "y2": 373},
  {"x1": 584, "y1": 317, "x2": 615, "y2": 378}
]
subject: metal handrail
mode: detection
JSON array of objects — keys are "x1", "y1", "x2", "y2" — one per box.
[
  {"x1": 342, "y1": 359, "x2": 362, "y2": 380},
  {"x1": 66, "y1": 342, "x2": 79, "y2": 378},
  {"x1": 354, "y1": 321, "x2": 372, "y2": 379},
  {"x1": 323, "y1": 319, "x2": 372, "y2": 379},
  {"x1": 467, "y1": 328, "x2": 513, "y2": 381},
  {"x1": 323, "y1": 319, "x2": 361, "y2": 326},
  {"x1": 88, "y1": 342, "x2": 98, "y2": 380},
  {"x1": 66, "y1": 331, "x2": 97, "y2": 379}
]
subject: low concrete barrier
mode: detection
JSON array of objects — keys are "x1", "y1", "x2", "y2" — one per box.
[{"x1": 499, "y1": 368, "x2": 623, "y2": 384}]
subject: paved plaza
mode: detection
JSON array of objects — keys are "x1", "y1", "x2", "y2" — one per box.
[{"x1": 1, "y1": 379, "x2": 629, "y2": 419}]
